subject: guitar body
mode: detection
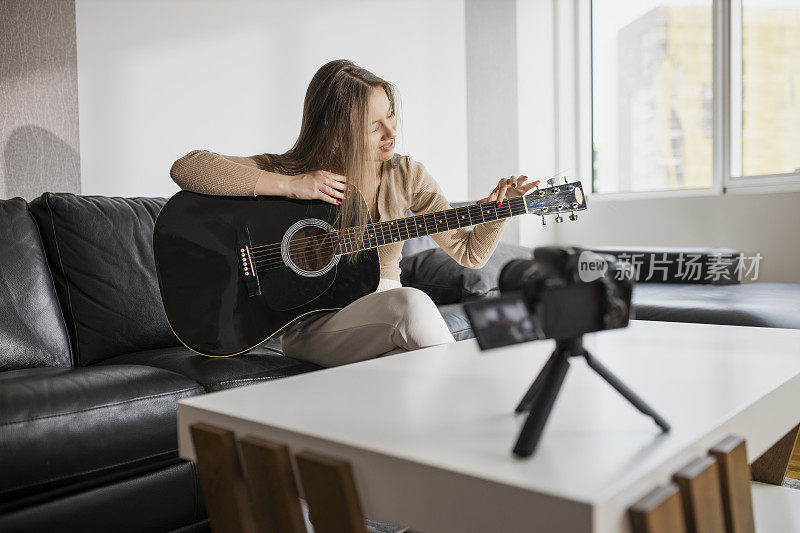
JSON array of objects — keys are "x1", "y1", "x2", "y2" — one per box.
[
  {"x1": 153, "y1": 189, "x2": 380, "y2": 357},
  {"x1": 154, "y1": 178, "x2": 588, "y2": 358}
]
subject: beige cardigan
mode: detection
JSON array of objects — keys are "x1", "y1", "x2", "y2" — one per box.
[{"x1": 170, "y1": 150, "x2": 506, "y2": 282}]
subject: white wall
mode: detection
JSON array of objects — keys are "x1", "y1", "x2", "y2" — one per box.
[
  {"x1": 516, "y1": 0, "x2": 560, "y2": 250},
  {"x1": 465, "y1": 0, "x2": 518, "y2": 245},
  {"x1": 464, "y1": 0, "x2": 560, "y2": 247},
  {"x1": 74, "y1": 0, "x2": 798, "y2": 282},
  {"x1": 557, "y1": 192, "x2": 800, "y2": 283},
  {"x1": 75, "y1": 0, "x2": 468, "y2": 200}
]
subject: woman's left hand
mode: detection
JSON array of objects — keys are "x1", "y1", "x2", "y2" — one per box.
[{"x1": 476, "y1": 175, "x2": 540, "y2": 207}]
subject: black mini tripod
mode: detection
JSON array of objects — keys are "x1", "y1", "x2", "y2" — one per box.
[{"x1": 512, "y1": 335, "x2": 671, "y2": 458}]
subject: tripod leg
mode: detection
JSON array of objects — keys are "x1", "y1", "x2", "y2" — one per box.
[
  {"x1": 583, "y1": 351, "x2": 670, "y2": 432},
  {"x1": 515, "y1": 351, "x2": 563, "y2": 413},
  {"x1": 512, "y1": 353, "x2": 570, "y2": 458}
]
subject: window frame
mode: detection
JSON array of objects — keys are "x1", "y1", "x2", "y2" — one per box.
[
  {"x1": 584, "y1": 0, "x2": 800, "y2": 201},
  {"x1": 726, "y1": 0, "x2": 800, "y2": 192}
]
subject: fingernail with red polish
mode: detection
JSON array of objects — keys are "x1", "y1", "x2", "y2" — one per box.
[
  {"x1": 512, "y1": 183, "x2": 517, "y2": 187},
  {"x1": 497, "y1": 201, "x2": 501, "y2": 207},
  {"x1": 336, "y1": 200, "x2": 341, "y2": 204}
]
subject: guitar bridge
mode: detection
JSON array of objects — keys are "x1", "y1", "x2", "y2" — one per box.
[{"x1": 237, "y1": 227, "x2": 261, "y2": 297}]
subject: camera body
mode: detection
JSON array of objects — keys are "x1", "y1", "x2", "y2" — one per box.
[{"x1": 464, "y1": 246, "x2": 633, "y2": 350}]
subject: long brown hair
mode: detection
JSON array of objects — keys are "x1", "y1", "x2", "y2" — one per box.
[{"x1": 262, "y1": 59, "x2": 401, "y2": 263}]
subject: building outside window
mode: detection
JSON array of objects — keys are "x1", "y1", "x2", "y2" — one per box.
[{"x1": 592, "y1": 0, "x2": 799, "y2": 194}]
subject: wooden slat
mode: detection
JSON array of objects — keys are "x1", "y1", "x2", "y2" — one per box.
[
  {"x1": 673, "y1": 457, "x2": 726, "y2": 533},
  {"x1": 709, "y1": 435, "x2": 755, "y2": 533},
  {"x1": 751, "y1": 423, "x2": 800, "y2": 485},
  {"x1": 238, "y1": 436, "x2": 307, "y2": 533},
  {"x1": 629, "y1": 484, "x2": 687, "y2": 533},
  {"x1": 295, "y1": 450, "x2": 367, "y2": 533},
  {"x1": 190, "y1": 423, "x2": 257, "y2": 533}
]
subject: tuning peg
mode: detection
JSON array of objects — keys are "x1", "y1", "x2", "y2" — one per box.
[
  {"x1": 563, "y1": 176, "x2": 568, "y2": 184},
  {"x1": 569, "y1": 212, "x2": 578, "y2": 221},
  {"x1": 547, "y1": 178, "x2": 555, "y2": 187},
  {"x1": 541, "y1": 215, "x2": 546, "y2": 226},
  {"x1": 555, "y1": 215, "x2": 564, "y2": 223}
]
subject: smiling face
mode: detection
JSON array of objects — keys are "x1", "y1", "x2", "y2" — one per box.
[{"x1": 367, "y1": 86, "x2": 397, "y2": 163}]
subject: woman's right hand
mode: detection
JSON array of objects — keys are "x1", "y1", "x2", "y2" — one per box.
[{"x1": 285, "y1": 170, "x2": 348, "y2": 205}]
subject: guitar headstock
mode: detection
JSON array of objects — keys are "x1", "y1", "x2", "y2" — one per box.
[{"x1": 523, "y1": 179, "x2": 586, "y2": 224}]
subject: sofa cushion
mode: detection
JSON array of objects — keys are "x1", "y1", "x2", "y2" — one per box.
[
  {"x1": 632, "y1": 282, "x2": 800, "y2": 329},
  {"x1": 0, "y1": 461, "x2": 203, "y2": 532},
  {"x1": 98, "y1": 341, "x2": 322, "y2": 392},
  {"x1": 28, "y1": 193, "x2": 179, "y2": 365},
  {"x1": 0, "y1": 197, "x2": 72, "y2": 370},
  {"x1": 438, "y1": 303, "x2": 474, "y2": 341},
  {"x1": 0, "y1": 365, "x2": 203, "y2": 501},
  {"x1": 401, "y1": 242, "x2": 533, "y2": 305}
]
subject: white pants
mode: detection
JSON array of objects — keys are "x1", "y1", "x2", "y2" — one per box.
[{"x1": 280, "y1": 285, "x2": 456, "y2": 367}]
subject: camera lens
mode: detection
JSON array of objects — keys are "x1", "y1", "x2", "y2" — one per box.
[{"x1": 499, "y1": 259, "x2": 539, "y2": 293}]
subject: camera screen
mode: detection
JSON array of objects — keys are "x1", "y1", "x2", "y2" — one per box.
[
  {"x1": 540, "y1": 282, "x2": 604, "y2": 339},
  {"x1": 463, "y1": 295, "x2": 540, "y2": 350}
]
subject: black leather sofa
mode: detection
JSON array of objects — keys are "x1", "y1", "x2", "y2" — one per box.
[
  {"x1": 1, "y1": 193, "x2": 798, "y2": 532},
  {"x1": 0, "y1": 194, "x2": 491, "y2": 532},
  {"x1": 402, "y1": 240, "x2": 800, "y2": 330}
]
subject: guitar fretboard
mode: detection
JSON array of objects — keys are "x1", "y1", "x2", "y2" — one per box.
[{"x1": 334, "y1": 196, "x2": 528, "y2": 254}]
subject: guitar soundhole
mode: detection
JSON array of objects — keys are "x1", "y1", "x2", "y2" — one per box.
[{"x1": 288, "y1": 226, "x2": 336, "y2": 272}]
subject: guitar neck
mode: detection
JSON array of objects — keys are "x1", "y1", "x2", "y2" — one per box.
[
  {"x1": 335, "y1": 196, "x2": 525, "y2": 254},
  {"x1": 334, "y1": 181, "x2": 586, "y2": 254}
]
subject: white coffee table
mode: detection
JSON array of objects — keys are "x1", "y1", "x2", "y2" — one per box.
[{"x1": 177, "y1": 320, "x2": 800, "y2": 532}]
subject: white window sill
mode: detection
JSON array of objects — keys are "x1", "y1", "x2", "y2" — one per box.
[{"x1": 587, "y1": 172, "x2": 800, "y2": 201}]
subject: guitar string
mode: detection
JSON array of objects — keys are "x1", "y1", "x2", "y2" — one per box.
[
  {"x1": 250, "y1": 202, "x2": 534, "y2": 269},
  {"x1": 251, "y1": 240, "x2": 411, "y2": 271},
  {"x1": 250, "y1": 200, "x2": 534, "y2": 272},
  {"x1": 246, "y1": 194, "x2": 542, "y2": 261},
  {"x1": 247, "y1": 200, "x2": 522, "y2": 262},
  {"x1": 245, "y1": 185, "x2": 577, "y2": 272},
  {"x1": 247, "y1": 200, "x2": 525, "y2": 264},
  {"x1": 251, "y1": 211, "x2": 527, "y2": 269},
  {"x1": 250, "y1": 197, "x2": 536, "y2": 258},
  {"x1": 244, "y1": 177, "x2": 571, "y2": 254},
  {"x1": 248, "y1": 202, "x2": 529, "y2": 272},
  {"x1": 246, "y1": 190, "x2": 570, "y2": 266},
  {"x1": 246, "y1": 196, "x2": 528, "y2": 255},
  {"x1": 245, "y1": 187, "x2": 575, "y2": 269},
  {"x1": 247, "y1": 199, "x2": 554, "y2": 268}
]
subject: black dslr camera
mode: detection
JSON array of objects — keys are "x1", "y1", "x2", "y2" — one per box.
[
  {"x1": 464, "y1": 246, "x2": 633, "y2": 350},
  {"x1": 463, "y1": 246, "x2": 668, "y2": 458}
]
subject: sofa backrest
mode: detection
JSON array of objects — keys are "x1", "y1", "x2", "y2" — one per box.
[
  {"x1": 28, "y1": 193, "x2": 180, "y2": 366},
  {"x1": 587, "y1": 246, "x2": 742, "y2": 285},
  {"x1": 0, "y1": 198, "x2": 72, "y2": 370}
]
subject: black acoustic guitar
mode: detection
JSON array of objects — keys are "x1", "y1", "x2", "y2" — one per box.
[{"x1": 153, "y1": 180, "x2": 587, "y2": 357}]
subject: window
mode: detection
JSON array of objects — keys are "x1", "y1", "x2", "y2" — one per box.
[
  {"x1": 732, "y1": 0, "x2": 800, "y2": 179},
  {"x1": 592, "y1": 1, "x2": 713, "y2": 194},
  {"x1": 591, "y1": 0, "x2": 800, "y2": 195}
]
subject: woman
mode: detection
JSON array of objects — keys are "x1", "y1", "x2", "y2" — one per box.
[{"x1": 170, "y1": 59, "x2": 538, "y2": 367}]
